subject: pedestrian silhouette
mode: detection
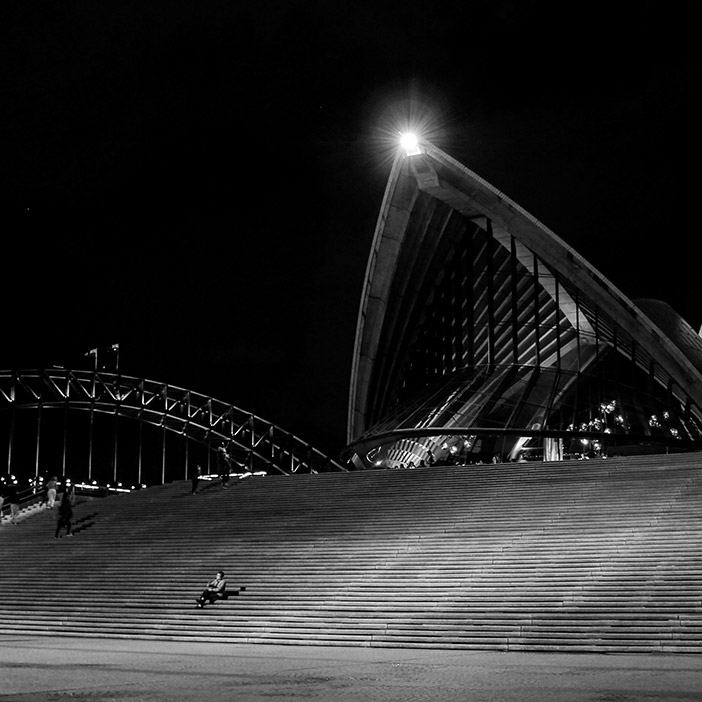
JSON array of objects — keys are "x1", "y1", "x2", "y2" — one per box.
[
  {"x1": 55, "y1": 489, "x2": 74, "y2": 538},
  {"x1": 46, "y1": 476, "x2": 58, "y2": 509},
  {"x1": 217, "y1": 445, "x2": 231, "y2": 489},
  {"x1": 5, "y1": 482, "x2": 20, "y2": 525},
  {"x1": 189, "y1": 464, "x2": 202, "y2": 494}
]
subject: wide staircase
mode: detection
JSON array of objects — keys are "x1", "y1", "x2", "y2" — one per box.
[{"x1": 1, "y1": 454, "x2": 701, "y2": 652}]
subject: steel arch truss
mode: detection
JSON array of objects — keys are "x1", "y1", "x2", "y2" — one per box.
[{"x1": 0, "y1": 369, "x2": 345, "y2": 476}]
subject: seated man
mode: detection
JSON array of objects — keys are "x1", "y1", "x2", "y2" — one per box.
[{"x1": 196, "y1": 571, "x2": 227, "y2": 608}]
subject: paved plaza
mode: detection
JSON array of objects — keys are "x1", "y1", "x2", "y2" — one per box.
[{"x1": 1, "y1": 635, "x2": 701, "y2": 701}]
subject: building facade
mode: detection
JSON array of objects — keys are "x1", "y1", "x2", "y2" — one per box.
[{"x1": 345, "y1": 141, "x2": 702, "y2": 469}]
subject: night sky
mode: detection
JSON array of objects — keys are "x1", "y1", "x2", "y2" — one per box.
[{"x1": 4, "y1": 2, "x2": 700, "y2": 460}]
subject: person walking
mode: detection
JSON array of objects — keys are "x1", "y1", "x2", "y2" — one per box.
[
  {"x1": 37, "y1": 477, "x2": 48, "y2": 508},
  {"x1": 217, "y1": 445, "x2": 231, "y2": 489},
  {"x1": 189, "y1": 464, "x2": 202, "y2": 495},
  {"x1": 46, "y1": 476, "x2": 58, "y2": 509},
  {"x1": 196, "y1": 570, "x2": 227, "y2": 608},
  {"x1": 5, "y1": 482, "x2": 20, "y2": 525},
  {"x1": 54, "y1": 489, "x2": 74, "y2": 538}
]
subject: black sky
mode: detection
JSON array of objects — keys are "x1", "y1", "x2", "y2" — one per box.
[{"x1": 3, "y1": 2, "x2": 700, "y2": 459}]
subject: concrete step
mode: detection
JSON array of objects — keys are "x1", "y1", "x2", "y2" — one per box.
[{"x1": 3, "y1": 454, "x2": 702, "y2": 652}]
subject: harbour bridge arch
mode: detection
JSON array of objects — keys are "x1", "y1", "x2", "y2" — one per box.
[{"x1": 0, "y1": 369, "x2": 345, "y2": 486}]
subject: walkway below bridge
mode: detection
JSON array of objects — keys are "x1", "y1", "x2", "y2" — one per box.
[{"x1": 2, "y1": 635, "x2": 701, "y2": 701}]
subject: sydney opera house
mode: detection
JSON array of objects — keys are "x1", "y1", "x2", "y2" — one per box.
[
  {"x1": 344, "y1": 136, "x2": 702, "y2": 470},
  {"x1": 2, "y1": 135, "x2": 702, "y2": 488},
  {"x1": 4, "y1": 134, "x2": 702, "y2": 659}
]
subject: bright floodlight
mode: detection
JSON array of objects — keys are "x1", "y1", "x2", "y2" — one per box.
[{"x1": 400, "y1": 132, "x2": 421, "y2": 156}]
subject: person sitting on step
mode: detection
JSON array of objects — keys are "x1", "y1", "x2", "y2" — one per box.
[{"x1": 196, "y1": 570, "x2": 227, "y2": 607}]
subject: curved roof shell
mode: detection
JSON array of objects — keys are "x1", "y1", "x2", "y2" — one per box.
[{"x1": 346, "y1": 142, "x2": 702, "y2": 466}]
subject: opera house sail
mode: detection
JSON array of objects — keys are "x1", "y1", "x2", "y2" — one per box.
[{"x1": 345, "y1": 139, "x2": 702, "y2": 469}]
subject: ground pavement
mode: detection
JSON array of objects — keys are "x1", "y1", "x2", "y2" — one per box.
[{"x1": 1, "y1": 636, "x2": 701, "y2": 701}]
